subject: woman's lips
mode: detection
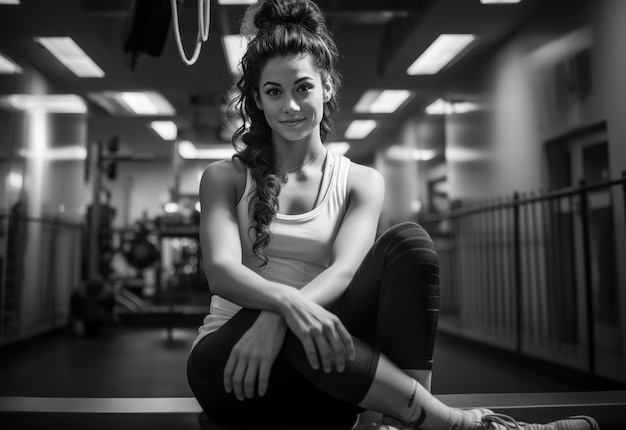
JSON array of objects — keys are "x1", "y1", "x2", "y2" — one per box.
[{"x1": 280, "y1": 118, "x2": 305, "y2": 126}]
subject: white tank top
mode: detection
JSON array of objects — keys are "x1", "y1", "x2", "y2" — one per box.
[{"x1": 192, "y1": 151, "x2": 350, "y2": 348}]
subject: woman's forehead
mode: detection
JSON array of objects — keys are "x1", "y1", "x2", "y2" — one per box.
[{"x1": 260, "y1": 54, "x2": 321, "y2": 84}]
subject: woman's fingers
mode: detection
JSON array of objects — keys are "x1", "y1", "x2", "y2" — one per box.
[
  {"x1": 224, "y1": 347, "x2": 253, "y2": 401},
  {"x1": 336, "y1": 320, "x2": 356, "y2": 362},
  {"x1": 223, "y1": 352, "x2": 237, "y2": 395},
  {"x1": 257, "y1": 359, "x2": 272, "y2": 397},
  {"x1": 231, "y1": 356, "x2": 248, "y2": 401},
  {"x1": 283, "y1": 299, "x2": 356, "y2": 373},
  {"x1": 243, "y1": 360, "x2": 259, "y2": 399},
  {"x1": 300, "y1": 333, "x2": 320, "y2": 370},
  {"x1": 327, "y1": 326, "x2": 346, "y2": 372},
  {"x1": 313, "y1": 329, "x2": 333, "y2": 373}
]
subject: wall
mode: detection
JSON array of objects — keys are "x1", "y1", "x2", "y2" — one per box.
[
  {"x1": 0, "y1": 63, "x2": 88, "y2": 341},
  {"x1": 377, "y1": 0, "x2": 626, "y2": 382}
]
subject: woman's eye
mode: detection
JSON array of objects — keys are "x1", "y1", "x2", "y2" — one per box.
[
  {"x1": 297, "y1": 84, "x2": 313, "y2": 93},
  {"x1": 265, "y1": 88, "x2": 281, "y2": 96}
]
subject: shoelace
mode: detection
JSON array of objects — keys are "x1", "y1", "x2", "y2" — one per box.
[
  {"x1": 481, "y1": 413, "x2": 598, "y2": 430},
  {"x1": 482, "y1": 413, "x2": 527, "y2": 430}
]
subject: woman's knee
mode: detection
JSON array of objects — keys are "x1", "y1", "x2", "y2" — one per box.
[{"x1": 375, "y1": 222, "x2": 438, "y2": 265}]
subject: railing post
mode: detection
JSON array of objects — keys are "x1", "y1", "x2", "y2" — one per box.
[
  {"x1": 0, "y1": 214, "x2": 7, "y2": 347},
  {"x1": 513, "y1": 192, "x2": 523, "y2": 354},
  {"x1": 48, "y1": 218, "x2": 59, "y2": 328},
  {"x1": 578, "y1": 179, "x2": 596, "y2": 375},
  {"x1": 622, "y1": 171, "x2": 626, "y2": 232}
]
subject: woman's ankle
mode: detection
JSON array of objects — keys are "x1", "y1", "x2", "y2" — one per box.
[{"x1": 403, "y1": 369, "x2": 432, "y2": 392}]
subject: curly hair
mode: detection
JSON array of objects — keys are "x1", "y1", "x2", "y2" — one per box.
[{"x1": 227, "y1": 0, "x2": 341, "y2": 268}]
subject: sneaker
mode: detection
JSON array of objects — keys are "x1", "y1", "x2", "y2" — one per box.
[
  {"x1": 365, "y1": 409, "x2": 494, "y2": 430},
  {"x1": 364, "y1": 415, "x2": 412, "y2": 430},
  {"x1": 482, "y1": 413, "x2": 600, "y2": 430}
]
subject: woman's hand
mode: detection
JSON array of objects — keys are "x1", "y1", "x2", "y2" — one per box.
[
  {"x1": 224, "y1": 311, "x2": 287, "y2": 401},
  {"x1": 279, "y1": 291, "x2": 356, "y2": 373}
]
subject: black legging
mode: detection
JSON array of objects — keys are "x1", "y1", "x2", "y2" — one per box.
[{"x1": 187, "y1": 222, "x2": 440, "y2": 428}]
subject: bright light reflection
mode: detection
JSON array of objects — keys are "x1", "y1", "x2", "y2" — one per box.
[
  {"x1": 344, "y1": 120, "x2": 377, "y2": 139},
  {"x1": 8, "y1": 172, "x2": 23, "y2": 189},
  {"x1": 407, "y1": 34, "x2": 476, "y2": 75},
  {"x1": 326, "y1": 141, "x2": 350, "y2": 155},
  {"x1": 164, "y1": 202, "x2": 180, "y2": 213},
  {"x1": 222, "y1": 35, "x2": 248, "y2": 75}
]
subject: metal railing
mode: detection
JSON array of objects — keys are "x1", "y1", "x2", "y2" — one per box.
[
  {"x1": 420, "y1": 174, "x2": 626, "y2": 380},
  {"x1": 0, "y1": 213, "x2": 85, "y2": 346}
]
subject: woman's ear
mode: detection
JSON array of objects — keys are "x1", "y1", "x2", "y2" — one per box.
[
  {"x1": 253, "y1": 91, "x2": 263, "y2": 110},
  {"x1": 323, "y1": 79, "x2": 333, "y2": 103}
]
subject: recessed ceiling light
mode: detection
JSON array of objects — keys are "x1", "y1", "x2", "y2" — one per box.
[
  {"x1": 119, "y1": 92, "x2": 162, "y2": 115},
  {"x1": 0, "y1": 52, "x2": 22, "y2": 74},
  {"x1": 0, "y1": 94, "x2": 87, "y2": 113},
  {"x1": 150, "y1": 121, "x2": 178, "y2": 140},
  {"x1": 481, "y1": 0, "x2": 522, "y2": 3},
  {"x1": 88, "y1": 91, "x2": 176, "y2": 116},
  {"x1": 0, "y1": 0, "x2": 21, "y2": 4},
  {"x1": 35, "y1": 37, "x2": 104, "y2": 78},
  {"x1": 407, "y1": 34, "x2": 476, "y2": 75},
  {"x1": 344, "y1": 120, "x2": 377, "y2": 139},
  {"x1": 354, "y1": 90, "x2": 413, "y2": 114}
]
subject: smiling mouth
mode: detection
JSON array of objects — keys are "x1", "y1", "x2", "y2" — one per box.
[{"x1": 280, "y1": 118, "x2": 305, "y2": 125}]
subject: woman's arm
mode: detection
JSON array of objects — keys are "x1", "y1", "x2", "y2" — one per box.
[
  {"x1": 198, "y1": 160, "x2": 297, "y2": 311},
  {"x1": 296, "y1": 162, "x2": 385, "y2": 307}
]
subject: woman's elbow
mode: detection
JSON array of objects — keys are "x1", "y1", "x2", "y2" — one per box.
[{"x1": 202, "y1": 262, "x2": 230, "y2": 296}]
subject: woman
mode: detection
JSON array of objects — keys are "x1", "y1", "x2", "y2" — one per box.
[{"x1": 187, "y1": 1, "x2": 599, "y2": 429}]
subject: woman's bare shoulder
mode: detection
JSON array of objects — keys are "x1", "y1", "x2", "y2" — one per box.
[
  {"x1": 200, "y1": 158, "x2": 247, "y2": 199},
  {"x1": 347, "y1": 160, "x2": 385, "y2": 191}
]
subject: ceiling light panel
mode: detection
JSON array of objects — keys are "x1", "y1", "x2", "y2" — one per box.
[
  {"x1": 481, "y1": 0, "x2": 522, "y2": 3},
  {"x1": 88, "y1": 91, "x2": 176, "y2": 116},
  {"x1": 355, "y1": 90, "x2": 413, "y2": 113},
  {"x1": 0, "y1": 94, "x2": 87, "y2": 113},
  {"x1": 344, "y1": 120, "x2": 377, "y2": 140},
  {"x1": 35, "y1": 37, "x2": 104, "y2": 78},
  {"x1": 407, "y1": 34, "x2": 476, "y2": 75},
  {"x1": 150, "y1": 121, "x2": 178, "y2": 140},
  {"x1": 0, "y1": 53, "x2": 22, "y2": 74}
]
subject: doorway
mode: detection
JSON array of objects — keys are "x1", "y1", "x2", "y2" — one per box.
[{"x1": 547, "y1": 123, "x2": 622, "y2": 361}]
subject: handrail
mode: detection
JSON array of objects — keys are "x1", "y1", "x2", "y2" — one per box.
[
  {"x1": 420, "y1": 173, "x2": 626, "y2": 222},
  {"x1": 0, "y1": 213, "x2": 85, "y2": 229},
  {"x1": 419, "y1": 173, "x2": 626, "y2": 384}
]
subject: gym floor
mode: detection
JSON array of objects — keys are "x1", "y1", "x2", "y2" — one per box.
[{"x1": 0, "y1": 322, "x2": 610, "y2": 398}]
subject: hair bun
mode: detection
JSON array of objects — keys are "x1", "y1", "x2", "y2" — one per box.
[{"x1": 241, "y1": 0, "x2": 325, "y2": 40}]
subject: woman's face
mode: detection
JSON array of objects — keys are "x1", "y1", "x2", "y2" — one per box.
[{"x1": 255, "y1": 54, "x2": 331, "y2": 144}]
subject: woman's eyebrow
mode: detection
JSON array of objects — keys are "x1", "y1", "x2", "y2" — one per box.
[
  {"x1": 262, "y1": 76, "x2": 314, "y2": 88},
  {"x1": 262, "y1": 81, "x2": 281, "y2": 88},
  {"x1": 294, "y1": 76, "x2": 314, "y2": 84}
]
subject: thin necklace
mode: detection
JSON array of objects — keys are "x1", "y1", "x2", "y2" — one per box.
[{"x1": 279, "y1": 147, "x2": 326, "y2": 184}]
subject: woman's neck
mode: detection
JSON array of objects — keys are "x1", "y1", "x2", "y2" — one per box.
[{"x1": 273, "y1": 135, "x2": 325, "y2": 173}]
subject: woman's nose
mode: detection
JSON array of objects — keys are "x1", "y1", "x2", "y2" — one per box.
[{"x1": 283, "y1": 95, "x2": 300, "y2": 113}]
